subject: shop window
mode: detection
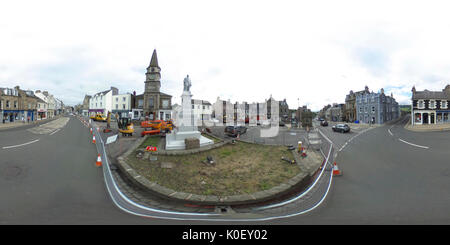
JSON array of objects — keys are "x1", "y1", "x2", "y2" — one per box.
[
  {"x1": 437, "y1": 113, "x2": 443, "y2": 123},
  {"x1": 415, "y1": 113, "x2": 422, "y2": 123}
]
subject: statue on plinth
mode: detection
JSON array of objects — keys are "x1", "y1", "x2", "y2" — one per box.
[{"x1": 183, "y1": 75, "x2": 191, "y2": 92}]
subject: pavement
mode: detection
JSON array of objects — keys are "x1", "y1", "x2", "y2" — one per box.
[
  {"x1": 405, "y1": 121, "x2": 450, "y2": 132},
  {"x1": 0, "y1": 116, "x2": 61, "y2": 131}
]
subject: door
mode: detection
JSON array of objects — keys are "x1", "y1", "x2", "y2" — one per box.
[{"x1": 423, "y1": 113, "x2": 429, "y2": 124}]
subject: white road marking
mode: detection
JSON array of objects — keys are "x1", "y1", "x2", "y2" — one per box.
[
  {"x1": 388, "y1": 128, "x2": 393, "y2": 136},
  {"x1": 49, "y1": 128, "x2": 61, "y2": 135},
  {"x1": 28, "y1": 117, "x2": 69, "y2": 135},
  {"x1": 338, "y1": 127, "x2": 373, "y2": 152},
  {"x1": 2, "y1": 139, "x2": 40, "y2": 149},
  {"x1": 398, "y1": 138, "x2": 429, "y2": 149}
]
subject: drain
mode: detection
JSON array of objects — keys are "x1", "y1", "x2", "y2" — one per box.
[{"x1": 215, "y1": 206, "x2": 234, "y2": 214}]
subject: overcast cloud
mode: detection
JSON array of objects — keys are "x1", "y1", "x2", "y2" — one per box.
[{"x1": 1, "y1": 0, "x2": 450, "y2": 110}]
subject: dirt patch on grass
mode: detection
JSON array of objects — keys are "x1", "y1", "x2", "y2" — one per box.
[{"x1": 126, "y1": 141, "x2": 301, "y2": 196}]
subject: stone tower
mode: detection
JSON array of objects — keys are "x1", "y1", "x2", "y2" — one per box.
[{"x1": 143, "y1": 49, "x2": 161, "y2": 118}]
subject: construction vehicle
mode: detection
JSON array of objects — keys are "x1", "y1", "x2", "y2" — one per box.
[
  {"x1": 93, "y1": 114, "x2": 107, "y2": 122},
  {"x1": 140, "y1": 119, "x2": 173, "y2": 137},
  {"x1": 115, "y1": 114, "x2": 134, "y2": 136}
]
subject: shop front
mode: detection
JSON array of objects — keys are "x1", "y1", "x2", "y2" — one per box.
[
  {"x1": 88, "y1": 109, "x2": 105, "y2": 117},
  {"x1": 436, "y1": 110, "x2": 450, "y2": 124},
  {"x1": 414, "y1": 110, "x2": 436, "y2": 125},
  {"x1": 2, "y1": 110, "x2": 26, "y2": 123},
  {"x1": 112, "y1": 110, "x2": 131, "y2": 119},
  {"x1": 37, "y1": 108, "x2": 47, "y2": 120}
]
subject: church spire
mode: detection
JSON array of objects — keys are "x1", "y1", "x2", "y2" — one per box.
[{"x1": 149, "y1": 49, "x2": 159, "y2": 68}]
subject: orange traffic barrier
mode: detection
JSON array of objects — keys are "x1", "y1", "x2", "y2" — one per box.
[
  {"x1": 96, "y1": 154, "x2": 102, "y2": 167},
  {"x1": 92, "y1": 135, "x2": 96, "y2": 144},
  {"x1": 332, "y1": 161, "x2": 342, "y2": 176}
]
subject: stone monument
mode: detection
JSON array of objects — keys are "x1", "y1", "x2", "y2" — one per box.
[{"x1": 165, "y1": 75, "x2": 214, "y2": 150}]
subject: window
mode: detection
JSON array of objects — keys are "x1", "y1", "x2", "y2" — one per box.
[
  {"x1": 116, "y1": 97, "x2": 118, "y2": 102},
  {"x1": 149, "y1": 98, "x2": 154, "y2": 107},
  {"x1": 123, "y1": 97, "x2": 126, "y2": 102},
  {"x1": 122, "y1": 104, "x2": 126, "y2": 109},
  {"x1": 418, "y1": 100, "x2": 424, "y2": 108},
  {"x1": 430, "y1": 100, "x2": 435, "y2": 109},
  {"x1": 116, "y1": 104, "x2": 118, "y2": 109},
  {"x1": 138, "y1": 99, "x2": 143, "y2": 108},
  {"x1": 6, "y1": 100, "x2": 10, "y2": 108},
  {"x1": 162, "y1": 100, "x2": 169, "y2": 108},
  {"x1": 371, "y1": 106, "x2": 375, "y2": 113},
  {"x1": 442, "y1": 100, "x2": 447, "y2": 109},
  {"x1": 14, "y1": 101, "x2": 17, "y2": 108}
]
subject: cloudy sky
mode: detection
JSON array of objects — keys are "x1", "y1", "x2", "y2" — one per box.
[{"x1": 1, "y1": 0, "x2": 450, "y2": 110}]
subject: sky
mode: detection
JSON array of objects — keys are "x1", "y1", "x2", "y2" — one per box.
[{"x1": 1, "y1": 0, "x2": 450, "y2": 111}]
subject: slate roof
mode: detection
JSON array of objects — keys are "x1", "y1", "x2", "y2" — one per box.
[
  {"x1": 412, "y1": 89, "x2": 450, "y2": 100},
  {"x1": 159, "y1": 92, "x2": 172, "y2": 97},
  {"x1": 93, "y1": 89, "x2": 112, "y2": 97}
]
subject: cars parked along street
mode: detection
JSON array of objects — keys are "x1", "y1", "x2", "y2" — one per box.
[{"x1": 224, "y1": 126, "x2": 247, "y2": 137}]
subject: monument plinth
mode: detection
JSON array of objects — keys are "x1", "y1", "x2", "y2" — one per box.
[{"x1": 165, "y1": 75, "x2": 214, "y2": 150}]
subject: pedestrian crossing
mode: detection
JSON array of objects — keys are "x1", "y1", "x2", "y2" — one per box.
[{"x1": 27, "y1": 117, "x2": 70, "y2": 135}]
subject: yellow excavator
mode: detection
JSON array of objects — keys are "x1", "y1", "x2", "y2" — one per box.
[{"x1": 114, "y1": 113, "x2": 134, "y2": 136}]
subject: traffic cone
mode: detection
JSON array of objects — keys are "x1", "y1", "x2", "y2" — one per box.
[
  {"x1": 332, "y1": 162, "x2": 342, "y2": 176},
  {"x1": 96, "y1": 154, "x2": 102, "y2": 167},
  {"x1": 90, "y1": 128, "x2": 93, "y2": 134},
  {"x1": 92, "y1": 135, "x2": 96, "y2": 144}
]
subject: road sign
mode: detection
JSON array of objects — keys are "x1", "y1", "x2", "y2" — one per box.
[{"x1": 106, "y1": 134, "x2": 118, "y2": 145}]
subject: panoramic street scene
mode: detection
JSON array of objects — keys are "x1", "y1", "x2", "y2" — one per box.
[{"x1": 1, "y1": 0, "x2": 450, "y2": 239}]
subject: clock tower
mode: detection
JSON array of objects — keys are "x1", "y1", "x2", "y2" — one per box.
[
  {"x1": 143, "y1": 49, "x2": 163, "y2": 118},
  {"x1": 145, "y1": 49, "x2": 161, "y2": 92}
]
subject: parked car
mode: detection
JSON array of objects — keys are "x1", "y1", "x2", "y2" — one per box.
[
  {"x1": 320, "y1": 120, "x2": 328, "y2": 126},
  {"x1": 332, "y1": 124, "x2": 350, "y2": 133},
  {"x1": 224, "y1": 126, "x2": 247, "y2": 137}
]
